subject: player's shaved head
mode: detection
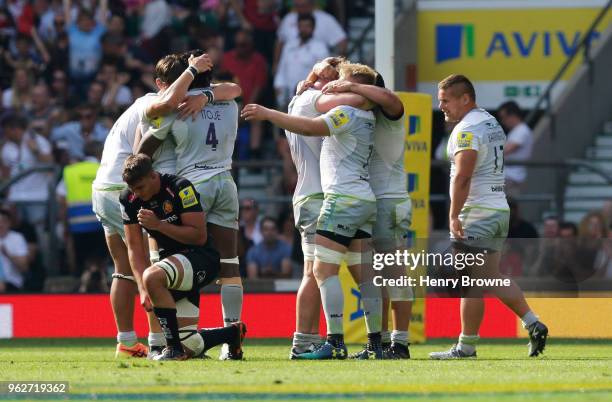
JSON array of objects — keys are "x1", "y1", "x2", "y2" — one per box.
[
  {"x1": 155, "y1": 54, "x2": 186, "y2": 85},
  {"x1": 438, "y1": 74, "x2": 476, "y2": 101},
  {"x1": 339, "y1": 62, "x2": 376, "y2": 85},
  {"x1": 123, "y1": 154, "x2": 154, "y2": 186}
]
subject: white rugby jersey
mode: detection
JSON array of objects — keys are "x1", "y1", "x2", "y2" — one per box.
[
  {"x1": 169, "y1": 89, "x2": 238, "y2": 183},
  {"x1": 286, "y1": 89, "x2": 324, "y2": 203},
  {"x1": 94, "y1": 93, "x2": 156, "y2": 189},
  {"x1": 369, "y1": 110, "x2": 407, "y2": 199},
  {"x1": 447, "y1": 108, "x2": 509, "y2": 210},
  {"x1": 94, "y1": 93, "x2": 178, "y2": 189},
  {"x1": 320, "y1": 105, "x2": 376, "y2": 201}
]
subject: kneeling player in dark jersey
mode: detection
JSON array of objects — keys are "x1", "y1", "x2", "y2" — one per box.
[{"x1": 120, "y1": 154, "x2": 246, "y2": 361}]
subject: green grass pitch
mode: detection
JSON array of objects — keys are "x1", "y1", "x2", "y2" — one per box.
[{"x1": 0, "y1": 339, "x2": 611, "y2": 401}]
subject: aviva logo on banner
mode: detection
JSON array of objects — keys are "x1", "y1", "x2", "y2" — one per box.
[
  {"x1": 419, "y1": 8, "x2": 612, "y2": 81},
  {"x1": 408, "y1": 115, "x2": 421, "y2": 135},
  {"x1": 436, "y1": 24, "x2": 475, "y2": 63}
]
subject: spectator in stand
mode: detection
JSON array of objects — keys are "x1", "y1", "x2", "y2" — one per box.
[
  {"x1": 532, "y1": 216, "x2": 560, "y2": 277},
  {"x1": 240, "y1": 198, "x2": 263, "y2": 245},
  {"x1": 274, "y1": 12, "x2": 328, "y2": 109},
  {"x1": 51, "y1": 103, "x2": 108, "y2": 161},
  {"x1": 36, "y1": 0, "x2": 63, "y2": 43},
  {"x1": 3, "y1": 202, "x2": 45, "y2": 291},
  {"x1": 3, "y1": 31, "x2": 49, "y2": 75},
  {"x1": 274, "y1": 0, "x2": 346, "y2": 73},
  {"x1": 2, "y1": 67, "x2": 33, "y2": 111},
  {"x1": 579, "y1": 211, "x2": 607, "y2": 240},
  {"x1": 95, "y1": 60, "x2": 132, "y2": 112},
  {"x1": 278, "y1": 208, "x2": 295, "y2": 248},
  {"x1": 30, "y1": 82, "x2": 56, "y2": 120},
  {"x1": 46, "y1": 31, "x2": 69, "y2": 73},
  {"x1": 223, "y1": 29, "x2": 268, "y2": 159},
  {"x1": 247, "y1": 216, "x2": 292, "y2": 279},
  {"x1": 498, "y1": 101, "x2": 534, "y2": 197},
  {"x1": 541, "y1": 215, "x2": 560, "y2": 238},
  {"x1": 0, "y1": 209, "x2": 29, "y2": 292},
  {"x1": 507, "y1": 198, "x2": 538, "y2": 239},
  {"x1": 228, "y1": 0, "x2": 279, "y2": 61},
  {"x1": 87, "y1": 79, "x2": 105, "y2": 106},
  {"x1": 64, "y1": 0, "x2": 108, "y2": 96},
  {"x1": 49, "y1": 68, "x2": 70, "y2": 104},
  {"x1": 559, "y1": 222, "x2": 578, "y2": 238},
  {"x1": 0, "y1": 113, "x2": 53, "y2": 230}
]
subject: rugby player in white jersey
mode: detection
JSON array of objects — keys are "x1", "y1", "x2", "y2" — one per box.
[
  {"x1": 322, "y1": 72, "x2": 414, "y2": 359},
  {"x1": 429, "y1": 74, "x2": 548, "y2": 359},
  {"x1": 92, "y1": 52, "x2": 212, "y2": 358},
  {"x1": 136, "y1": 50, "x2": 243, "y2": 359},
  {"x1": 284, "y1": 57, "x2": 380, "y2": 359},
  {"x1": 242, "y1": 63, "x2": 381, "y2": 360}
]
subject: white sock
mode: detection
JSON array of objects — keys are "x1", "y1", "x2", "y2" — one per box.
[
  {"x1": 381, "y1": 331, "x2": 391, "y2": 344},
  {"x1": 292, "y1": 332, "x2": 320, "y2": 353},
  {"x1": 457, "y1": 333, "x2": 479, "y2": 354},
  {"x1": 319, "y1": 275, "x2": 344, "y2": 335},
  {"x1": 359, "y1": 281, "x2": 382, "y2": 335},
  {"x1": 221, "y1": 284, "x2": 243, "y2": 326},
  {"x1": 117, "y1": 331, "x2": 137, "y2": 346},
  {"x1": 148, "y1": 332, "x2": 166, "y2": 347},
  {"x1": 391, "y1": 330, "x2": 409, "y2": 346},
  {"x1": 521, "y1": 311, "x2": 539, "y2": 328}
]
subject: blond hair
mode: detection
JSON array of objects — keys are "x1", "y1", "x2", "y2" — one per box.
[{"x1": 338, "y1": 62, "x2": 377, "y2": 85}]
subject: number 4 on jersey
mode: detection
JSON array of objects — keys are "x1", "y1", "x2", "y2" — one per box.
[{"x1": 206, "y1": 123, "x2": 218, "y2": 151}]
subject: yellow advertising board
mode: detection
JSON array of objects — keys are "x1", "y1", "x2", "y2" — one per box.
[
  {"x1": 417, "y1": 8, "x2": 612, "y2": 107},
  {"x1": 341, "y1": 92, "x2": 432, "y2": 344}
]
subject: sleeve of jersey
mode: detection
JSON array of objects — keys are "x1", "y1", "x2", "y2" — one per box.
[
  {"x1": 143, "y1": 109, "x2": 177, "y2": 141},
  {"x1": 175, "y1": 179, "x2": 204, "y2": 214},
  {"x1": 451, "y1": 128, "x2": 480, "y2": 154},
  {"x1": 119, "y1": 192, "x2": 139, "y2": 225},
  {"x1": 322, "y1": 106, "x2": 353, "y2": 136}
]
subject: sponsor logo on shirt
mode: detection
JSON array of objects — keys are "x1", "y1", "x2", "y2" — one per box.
[
  {"x1": 329, "y1": 109, "x2": 350, "y2": 128},
  {"x1": 457, "y1": 131, "x2": 473, "y2": 149},
  {"x1": 163, "y1": 200, "x2": 173, "y2": 214},
  {"x1": 179, "y1": 186, "x2": 198, "y2": 208}
]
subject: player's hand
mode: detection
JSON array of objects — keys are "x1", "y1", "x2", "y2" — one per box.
[
  {"x1": 138, "y1": 209, "x2": 162, "y2": 231},
  {"x1": 140, "y1": 291, "x2": 153, "y2": 312},
  {"x1": 449, "y1": 217, "x2": 465, "y2": 240},
  {"x1": 241, "y1": 104, "x2": 270, "y2": 121},
  {"x1": 296, "y1": 80, "x2": 313, "y2": 95},
  {"x1": 178, "y1": 95, "x2": 207, "y2": 121},
  {"x1": 188, "y1": 53, "x2": 213, "y2": 73},
  {"x1": 322, "y1": 79, "x2": 353, "y2": 94}
]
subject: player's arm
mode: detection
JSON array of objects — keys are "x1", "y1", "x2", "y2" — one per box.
[
  {"x1": 177, "y1": 83, "x2": 243, "y2": 120},
  {"x1": 323, "y1": 80, "x2": 404, "y2": 119},
  {"x1": 241, "y1": 104, "x2": 329, "y2": 137},
  {"x1": 136, "y1": 129, "x2": 163, "y2": 157},
  {"x1": 138, "y1": 210, "x2": 207, "y2": 246},
  {"x1": 124, "y1": 223, "x2": 149, "y2": 288},
  {"x1": 145, "y1": 53, "x2": 212, "y2": 119},
  {"x1": 449, "y1": 150, "x2": 477, "y2": 239},
  {"x1": 315, "y1": 93, "x2": 368, "y2": 114}
]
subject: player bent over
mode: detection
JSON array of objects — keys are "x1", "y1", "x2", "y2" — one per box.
[
  {"x1": 243, "y1": 63, "x2": 381, "y2": 360},
  {"x1": 120, "y1": 154, "x2": 246, "y2": 360},
  {"x1": 429, "y1": 75, "x2": 547, "y2": 359}
]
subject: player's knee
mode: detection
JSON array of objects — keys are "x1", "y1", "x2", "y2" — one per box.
[
  {"x1": 143, "y1": 267, "x2": 164, "y2": 291},
  {"x1": 179, "y1": 325, "x2": 204, "y2": 357}
]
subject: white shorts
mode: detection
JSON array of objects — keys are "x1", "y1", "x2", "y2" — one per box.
[
  {"x1": 373, "y1": 197, "x2": 412, "y2": 251},
  {"x1": 452, "y1": 206, "x2": 510, "y2": 252},
  {"x1": 92, "y1": 188, "x2": 125, "y2": 238}
]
